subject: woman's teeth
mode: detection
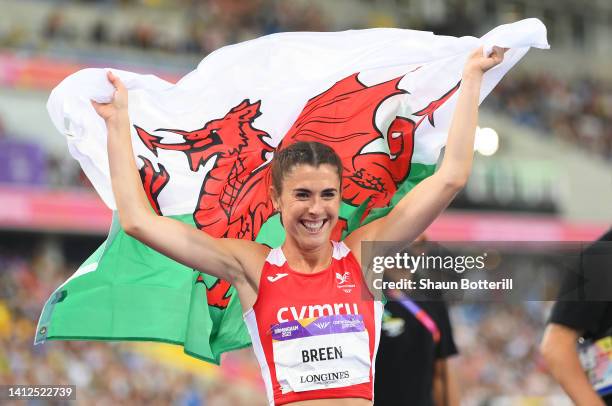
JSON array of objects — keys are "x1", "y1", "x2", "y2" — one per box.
[{"x1": 302, "y1": 220, "x2": 325, "y2": 233}]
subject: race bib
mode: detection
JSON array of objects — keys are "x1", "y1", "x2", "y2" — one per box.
[
  {"x1": 271, "y1": 314, "x2": 371, "y2": 393},
  {"x1": 579, "y1": 336, "x2": 612, "y2": 396}
]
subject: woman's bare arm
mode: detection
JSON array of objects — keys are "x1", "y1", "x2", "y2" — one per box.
[
  {"x1": 92, "y1": 71, "x2": 261, "y2": 283},
  {"x1": 540, "y1": 324, "x2": 606, "y2": 406}
]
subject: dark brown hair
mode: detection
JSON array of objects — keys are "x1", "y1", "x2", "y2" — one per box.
[{"x1": 271, "y1": 141, "x2": 343, "y2": 193}]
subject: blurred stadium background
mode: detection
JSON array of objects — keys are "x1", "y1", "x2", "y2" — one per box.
[{"x1": 0, "y1": 0, "x2": 610, "y2": 404}]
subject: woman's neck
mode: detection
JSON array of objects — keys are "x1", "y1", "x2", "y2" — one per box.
[{"x1": 282, "y1": 240, "x2": 333, "y2": 274}]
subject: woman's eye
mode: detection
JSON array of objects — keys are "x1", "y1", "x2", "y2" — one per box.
[
  {"x1": 322, "y1": 192, "x2": 336, "y2": 199},
  {"x1": 296, "y1": 193, "x2": 309, "y2": 199}
]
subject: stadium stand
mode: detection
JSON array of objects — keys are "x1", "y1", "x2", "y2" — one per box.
[{"x1": 0, "y1": 237, "x2": 267, "y2": 405}]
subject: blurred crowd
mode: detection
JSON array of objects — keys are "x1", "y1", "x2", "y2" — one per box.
[
  {"x1": 488, "y1": 74, "x2": 612, "y2": 160},
  {"x1": 1, "y1": 0, "x2": 482, "y2": 58},
  {"x1": 0, "y1": 240, "x2": 267, "y2": 405},
  {"x1": 452, "y1": 303, "x2": 565, "y2": 404},
  {"x1": 2, "y1": 1, "x2": 329, "y2": 57},
  {"x1": 0, "y1": 236, "x2": 569, "y2": 405}
]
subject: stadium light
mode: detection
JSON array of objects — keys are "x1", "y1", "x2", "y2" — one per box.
[{"x1": 474, "y1": 126, "x2": 499, "y2": 156}]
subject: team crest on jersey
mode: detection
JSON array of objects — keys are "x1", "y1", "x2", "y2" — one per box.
[{"x1": 336, "y1": 271, "x2": 356, "y2": 293}]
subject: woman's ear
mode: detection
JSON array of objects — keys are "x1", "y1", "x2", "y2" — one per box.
[{"x1": 270, "y1": 186, "x2": 280, "y2": 211}]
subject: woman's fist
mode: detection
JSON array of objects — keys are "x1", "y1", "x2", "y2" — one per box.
[
  {"x1": 463, "y1": 46, "x2": 507, "y2": 77},
  {"x1": 91, "y1": 71, "x2": 129, "y2": 124}
]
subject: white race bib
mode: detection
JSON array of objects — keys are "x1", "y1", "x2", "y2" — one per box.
[{"x1": 271, "y1": 314, "x2": 371, "y2": 393}]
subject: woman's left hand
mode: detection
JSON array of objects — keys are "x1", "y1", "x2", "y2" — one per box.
[{"x1": 463, "y1": 46, "x2": 507, "y2": 77}]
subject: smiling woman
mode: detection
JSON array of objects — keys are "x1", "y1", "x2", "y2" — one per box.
[
  {"x1": 270, "y1": 142, "x2": 343, "y2": 254},
  {"x1": 91, "y1": 45, "x2": 505, "y2": 406}
]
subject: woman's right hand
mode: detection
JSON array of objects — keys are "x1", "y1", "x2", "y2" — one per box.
[{"x1": 91, "y1": 71, "x2": 129, "y2": 125}]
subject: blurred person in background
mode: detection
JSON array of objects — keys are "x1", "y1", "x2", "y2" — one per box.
[
  {"x1": 375, "y1": 236, "x2": 460, "y2": 406},
  {"x1": 540, "y1": 228, "x2": 612, "y2": 406}
]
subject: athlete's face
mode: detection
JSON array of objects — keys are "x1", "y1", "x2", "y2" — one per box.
[{"x1": 272, "y1": 164, "x2": 341, "y2": 250}]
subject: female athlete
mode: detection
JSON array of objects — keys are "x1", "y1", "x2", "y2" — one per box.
[{"x1": 92, "y1": 46, "x2": 505, "y2": 405}]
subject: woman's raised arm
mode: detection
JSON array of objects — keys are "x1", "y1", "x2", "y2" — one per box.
[
  {"x1": 345, "y1": 46, "x2": 506, "y2": 254},
  {"x1": 92, "y1": 71, "x2": 262, "y2": 283}
]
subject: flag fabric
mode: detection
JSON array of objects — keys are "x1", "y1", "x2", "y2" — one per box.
[{"x1": 36, "y1": 19, "x2": 549, "y2": 364}]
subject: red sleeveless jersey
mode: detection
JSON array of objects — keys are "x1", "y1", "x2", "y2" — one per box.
[{"x1": 244, "y1": 241, "x2": 383, "y2": 405}]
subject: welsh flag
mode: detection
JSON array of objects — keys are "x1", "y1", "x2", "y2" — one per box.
[{"x1": 36, "y1": 19, "x2": 548, "y2": 364}]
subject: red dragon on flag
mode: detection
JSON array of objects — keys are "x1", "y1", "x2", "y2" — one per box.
[{"x1": 134, "y1": 72, "x2": 459, "y2": 310}]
